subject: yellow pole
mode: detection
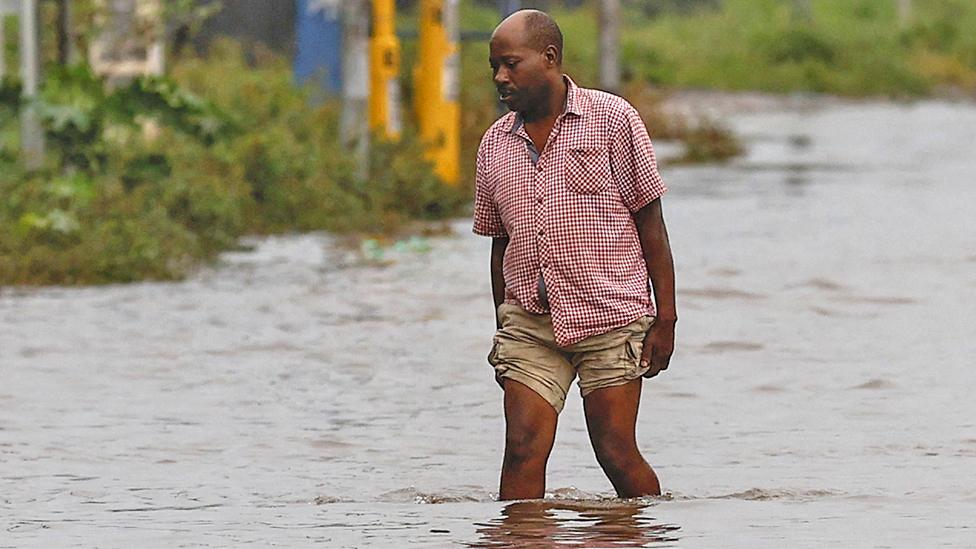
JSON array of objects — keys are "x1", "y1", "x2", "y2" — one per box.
[
  {"x1": 414, "y1": 0, "x2": 460, "y2": 185},
  {"x1": 369, "y1": 0, "x2": 401, "y2": 139}
]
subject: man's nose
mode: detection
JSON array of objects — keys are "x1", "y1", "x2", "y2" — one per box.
[{"x1": 493, "y1": 68, "x2": 509, "y2": 87}]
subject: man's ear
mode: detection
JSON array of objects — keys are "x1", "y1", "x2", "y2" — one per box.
[{"x1": 544, "y1": 45, "x2": 559, "y2": 66}]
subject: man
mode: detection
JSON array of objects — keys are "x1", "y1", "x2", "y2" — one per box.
[{"x1": 473, "y1": 10, "x2": 677, "y2": 500}]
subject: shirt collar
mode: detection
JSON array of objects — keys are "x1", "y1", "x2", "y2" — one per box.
[
  {"x1": 563, "y1": 75, "x2": 584, "y2": 117},
  {"x1": 503, "y1": 75, "x2": 583, "y2": 135}
]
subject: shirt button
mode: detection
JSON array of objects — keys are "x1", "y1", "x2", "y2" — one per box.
[
  {"x1": 538, "y1": 229, "x2": 545, "y2": 236},
  {"x1": 536, "y1": 196, "x2": 543, "y2": 204}
]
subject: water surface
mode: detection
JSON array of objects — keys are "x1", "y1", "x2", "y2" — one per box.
[{"x1": 2, "y1": 99, "x2": 975, "y2": 547}]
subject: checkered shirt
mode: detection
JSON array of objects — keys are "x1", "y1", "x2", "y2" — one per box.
[{"x1": 473, "y1": 77, "x2": 668, "y2": 347}]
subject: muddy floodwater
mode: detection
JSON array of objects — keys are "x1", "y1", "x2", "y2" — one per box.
[{"x1": 2, "y1": 99, "x2": 976, "y2": 547}]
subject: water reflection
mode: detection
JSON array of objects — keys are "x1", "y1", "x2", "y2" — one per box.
[{"x1": 468, "y1": 500, "x2": 680, "y2": 547}]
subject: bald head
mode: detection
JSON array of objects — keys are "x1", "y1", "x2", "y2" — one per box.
[{"x1": 493, "y1": 9, "x2": 563, "y2": 65}]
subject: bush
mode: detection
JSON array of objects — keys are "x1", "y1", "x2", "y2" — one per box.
[{"x1": 0, "y1": 40, "x2": 468, "y2": 286}]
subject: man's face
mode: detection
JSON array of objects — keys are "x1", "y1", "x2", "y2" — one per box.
[{"x1": 489, "y1": 24, "x2": 552, "y2": 115}]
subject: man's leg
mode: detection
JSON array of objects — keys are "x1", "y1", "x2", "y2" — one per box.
[
  {"x1": 499, "y1": 379, "x2": 558, "y2": 500},
  {"x1": 582, "y1": 378, "x2": 660, "y2": 497}
]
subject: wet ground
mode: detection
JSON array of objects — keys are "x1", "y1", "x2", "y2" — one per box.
[{"x1": 2, "y1": 99, "x2": 975, "y2": 547}]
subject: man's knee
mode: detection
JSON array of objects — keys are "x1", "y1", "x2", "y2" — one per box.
[
  {"x1": 504, "y1": 428, "x2": 553, "y2": 466},
  {"x1": 590, "y1": 433, "x2": 642, "y2": 472}
]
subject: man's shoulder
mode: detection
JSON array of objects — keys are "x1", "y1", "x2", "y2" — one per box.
[
  {"x1": 483, "y1": 112, "x2": 518, "y2": 139},
  {"x1": 574, "y1": 85, "x2": 639, "y2": 122}
]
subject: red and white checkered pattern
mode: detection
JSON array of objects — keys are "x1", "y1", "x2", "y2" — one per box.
[{"x1": 473, "y1": 77, "x2": 668, "y2": 347}]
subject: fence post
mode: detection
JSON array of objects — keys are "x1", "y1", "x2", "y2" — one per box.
[
  {"x1": 19, "y1": 0, "x2": 44, "y2": 169},
  {"x1": 598, "y1": 0, "x2": 620, "y2": 92},
  {"x1": 341, "y1": 0, "x2": 370, "y2": 180}
]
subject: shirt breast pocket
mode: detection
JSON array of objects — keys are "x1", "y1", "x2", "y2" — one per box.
[{"x1": 565, "y1": 147, "x2": 612, "y2": 195}]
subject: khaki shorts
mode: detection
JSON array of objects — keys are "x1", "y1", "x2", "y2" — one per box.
[{"x1": 487, "y1": 303, "x2": 653, "y2": 413}]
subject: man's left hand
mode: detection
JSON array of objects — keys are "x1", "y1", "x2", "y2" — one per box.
[{"x1": 640, "y1": 318, "x2": 676, "y2": 378}]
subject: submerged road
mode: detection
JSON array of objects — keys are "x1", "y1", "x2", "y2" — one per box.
[{"x1": 2, "y1": 99, "x2": 975, "y2": 547}]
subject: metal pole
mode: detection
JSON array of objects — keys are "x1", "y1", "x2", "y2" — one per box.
[
  {"x1": 341, "y1": 0, "x2": 370, "y2": 180},
  {"x1": 415, "y1": 0, "x2": 460, "y2": 185},
  {"x1": 20, "y1": 0, "x2": 44, "y2": 169},
  {"x1": 598, "y1": 0, "x2": 620, "y2": 92},
  {"x1": 56, "y1": 0, "x2": 77, "y2": 65},
  {"x1": 369, "y1": 0, "x2": 401, "y2": 139}
]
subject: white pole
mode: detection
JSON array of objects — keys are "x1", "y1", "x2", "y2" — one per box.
[
  {"x1": 598, "y1": 0, "x2": 620, "y2": 92},
  {"x1": 792, "y1": 0, "x2": 811, "y2": 22},
  {"x1": 0, "y1": 16, "x2": 6, "y2": 78},
  {"x1": 19, "y1": 0, "x2": 44, "y2": 169},
  {"x1": 146, "y1": 0, "x2": 164, "y2": 75},
  {"x1": 341, "y1": 0, "x2": 369, "y2": 180},
  {"x1": 897, "y1": 0, "x2": 912, "y2": 27}
]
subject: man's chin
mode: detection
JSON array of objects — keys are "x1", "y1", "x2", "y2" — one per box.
[{"x1": 500, "y1": 99, "x2": 517, "y2": 112}]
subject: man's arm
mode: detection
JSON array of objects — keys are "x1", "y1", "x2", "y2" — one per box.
[
  {"x1": 490, "y1": 236, "x2": 510, "y2": 329},
  {"x1": 633, "y1": 198, "x2": 677, "y2": 377}
]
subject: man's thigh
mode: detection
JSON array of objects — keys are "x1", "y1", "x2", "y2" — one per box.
[
  {"x1": 570, "y1": 316, "x2": 652, "y2": 398},
  {"x1": 488, "y1": 303, "x2": 575, "y2": 413}
]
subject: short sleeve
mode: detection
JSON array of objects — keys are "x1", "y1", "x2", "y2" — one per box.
[
  {"x1": 609, "y1": 105, "x2": 668, "y2": 213},
  {"x1": 472, "y1": 137, "x2": 508, "y2": 237}
]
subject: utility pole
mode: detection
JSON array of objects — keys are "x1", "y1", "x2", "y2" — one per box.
[
  {"x1": 341, "y1": 0, "x2": 370, "y2": 180},
  {"x1": 598, "y1": 0, "x2": 620, "y2": 92},
  {"x1": 19, "y1": 0, "x2": 44, "y2": 169}
]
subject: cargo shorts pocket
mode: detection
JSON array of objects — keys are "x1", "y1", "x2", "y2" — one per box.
[
  {"x1": 487, "y1": 338, "x2": 501, "y2": 366},
  {"x1": 487, "y1": 337, "x2": 508, "y2": 388},
  {"x1": 625, "y1": 338, "x2": 645, "y2": 377}
]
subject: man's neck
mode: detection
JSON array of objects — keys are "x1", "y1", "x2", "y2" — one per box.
[{"x1": 522, "y1": 75, "x2": 568, "y2": 125}]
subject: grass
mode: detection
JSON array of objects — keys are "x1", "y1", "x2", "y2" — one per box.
[{"x1": 619, "y1": 0, "x2": 976, "y2": 97}]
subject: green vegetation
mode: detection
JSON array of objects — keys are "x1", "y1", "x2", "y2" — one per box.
[
  {"x1": 611, "y1": 0, "x2": 976, "y2": 97},
  {"x1": 460, "y1": 0, "x2": 976, "y2": 98},
  {"x1": 0, "y1": 42, "x2": 466, "y2": 285},
  {"x1": 5, "y1": 0, "x2": 973, "y2": 285}
]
